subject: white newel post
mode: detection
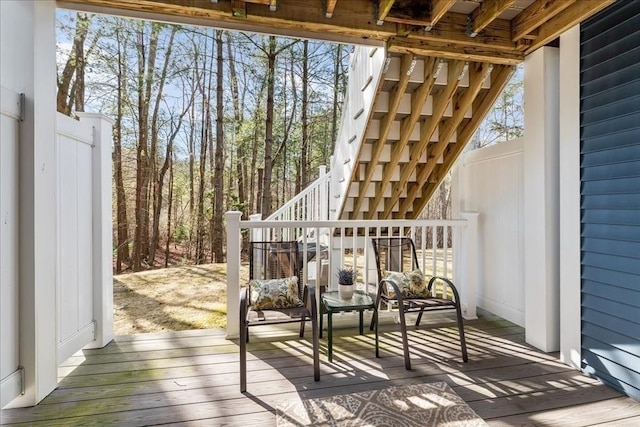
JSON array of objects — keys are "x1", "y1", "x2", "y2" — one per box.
[
  {"x1": 249, "y1": 214, "x2": 262, "y2": 242},
  {"x1": 458, "y1": 212, "x2": 479, "y2": 320},
  {"x1": 76, "y1": 113, "x2": 114, "y2": 349},
  {"x1": 318, "y1": 165, "x2": 327, "y2": 221},
  {"x1": 226, "y1": 211, "x2": 243, "y2": 339}
]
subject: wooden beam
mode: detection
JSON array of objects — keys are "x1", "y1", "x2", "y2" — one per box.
[
  {"x1": 377, "y1": 0, "x2": 396, "y2": 25},
  {"x1": 232, "y1": 0, "x2": 246, "y2": 18},
  {"x1": 468, "y1": 0, "x2": 516, "y2": 37},
  {"x1": 399, "y1": 62, "x2": 492, "y2": 216},
  {"x1": 351, "y1": 53, "x2": 415, "y2": 218},
  {"x1": 375, "y1": 60, "x2": 465, "y2": 219},
  {"x1": 430, "y1": 0, "x2": 456, "y2": 29},
  {"x1": 326, "y1": 0, "x2": 338, "y2": 18},
  {"x1": 412, "y1": 64, "x2": 514, "y2": 214},
  {"x1": 360, "y1": 57, "x2": 441, "y2": 219},
  {"x1": 511, "y1": 0, "x2": 575, "y2": 42},
  {"x1": 408, "y1": 13, "x2": 515, "y2": 51},
  {"x1": 388, "y1": 36, "x2": 524, "y2": 65},
  {"x1": 524, "y1": 0, "x2": 615, "y2": 54},
  {"x1": 58, "y1": 0, "x2": 397, "y2": 45}
]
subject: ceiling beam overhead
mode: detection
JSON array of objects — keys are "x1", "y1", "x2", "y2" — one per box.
[
  {"x1": 429, "y1": 0, "x2": 457, "y2": 30},
  {"x1": 407, "y1": 12, "x2": 514, "y2": 51},
  {"x1": 325, "y1": 0, "x2": 338, "y2": 18},
  {"x1": 511, "y1": 0, "x2": 575, "y2": 42},
  {"x1": 376, "y1": 60, "x2": 466, "y2": 219},
  {"x1": 468, "y1": 0, "x2": 516, "y2": 37},
  {"x1": 524, "y1": 0, "x2": 615, "y2": 54},
  {"x1": 387, "y1": 36, "x2": 524, "y2": 65},
  {"x1": 376, "y1": 0, "x2": 396, "y2": 25},
  {"x1": 350, "y1": 53, "x2": 416, "y2": 218}
]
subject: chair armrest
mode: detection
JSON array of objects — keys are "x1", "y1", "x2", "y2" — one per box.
[
  {"x1": 380, "y1": 278, "x2": 405, "y2": 306},
  {"x1": 427, "y1": 276, "x2": 462, "y2": 302}
]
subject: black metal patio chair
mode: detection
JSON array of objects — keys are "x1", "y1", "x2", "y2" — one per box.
[
  {"x1": 239, "y1": 241, "x2": 320, "y2": 392},
  {"x1": 370, "y1": 237, "x2": 468, "y2": 369}
]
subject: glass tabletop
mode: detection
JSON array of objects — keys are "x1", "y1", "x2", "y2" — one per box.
[{"x1": 321, "y1": 290, "x2": 374, "y2": 310}]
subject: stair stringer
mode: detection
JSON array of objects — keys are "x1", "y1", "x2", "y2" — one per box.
[{"x1": 329, "y1": 45, "x2": 386, "y2": 220}]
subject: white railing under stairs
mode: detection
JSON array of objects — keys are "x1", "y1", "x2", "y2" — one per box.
[{"x1": 266, "y1": 166, "x2": 331, "y2": 222}]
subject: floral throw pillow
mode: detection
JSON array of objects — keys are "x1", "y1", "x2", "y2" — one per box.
[
  {"x1": 249, "y1": 276, "x2": 304, "y2": 310},
  {"x1": 383, "y1": 269, "x2": 430, "y2": 298}
]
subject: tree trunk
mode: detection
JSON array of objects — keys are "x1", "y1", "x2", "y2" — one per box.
[
  {"x1": 149, "y1": 26, "x2": 177, "y2": 265},
  {"x1": 114, "y1": 25, "x2": 129, "y2": 273},
  {"x1": 226, "y1": 34, "x2": 246, "y2": 218},
  {"x1": 164, "y1": 149, "x2": 174, "y2": 268},
  {"x1": 57, "y1": 12, "x2": 90, "y2": 115},
  {"x1": 132, "y1": 22, "x2": 159, "y2": 271},
  {"x1": 260, "y1": 36, "x2": 277, "y2": 217},
  {"x1": 299, "y1": 40, "x2": 309, "y2": 193},
  {"x1": 212, "y1": 30, "x2": 225, "y2": 263}
]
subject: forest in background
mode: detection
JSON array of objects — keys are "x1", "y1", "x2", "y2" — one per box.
[{"x1": 55, "y1": 11, "x2": 523, "y2": 274}]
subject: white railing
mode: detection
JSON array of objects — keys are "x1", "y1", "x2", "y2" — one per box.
[
  {"x1": 225, "y1": 212, "x2": 479, "y2": 338},
  {"x1": 266, "y1": 166, "x2": 331, "y2": 222}
]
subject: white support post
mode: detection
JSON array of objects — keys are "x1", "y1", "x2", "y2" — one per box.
[
  {"x1": 524, "y1": 46, "x2": 560, "y2": 352},
  {"x1": 3, "y1": 0, "x2": 59, "y2": 408},
  {"x1": 458, "y1": 212, "x2": 479, "y2": 320},
  {"x1": 226, "y1": 211, "x2": 243, "y2": 339},
  {"x1": 76, "y1": 113, "x2": 115, "y2": 349},
  {"x1": 559, "y1": 25, "x2": 582, "y2": 369}
]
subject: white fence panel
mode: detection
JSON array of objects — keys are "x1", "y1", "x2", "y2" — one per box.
[
  {"x1": 454, "y1": 139, "x2": 525, "y2": 326},
  {"x1": 0, "y1": 86, "x2": 23, "y2": 407},
  {"x1": 55, "y1": 113, "x2": 95, "y2": 364}
]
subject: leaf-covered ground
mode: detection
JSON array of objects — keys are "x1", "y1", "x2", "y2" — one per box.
[{"x1": 113, "y1": 263, "x2": 247, "y2": 335}]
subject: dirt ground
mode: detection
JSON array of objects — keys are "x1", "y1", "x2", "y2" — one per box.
[{"x1": 113, "y1": 263, "x2": 247, "y2": 335}]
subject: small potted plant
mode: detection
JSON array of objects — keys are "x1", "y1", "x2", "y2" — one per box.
[{"x1": 337, "y1": 268, "x2": 355, "y2": 300}]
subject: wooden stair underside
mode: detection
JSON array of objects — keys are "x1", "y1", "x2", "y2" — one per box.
[{"x1": 342, "y1": 54, "x2": 514, "y2": 220}]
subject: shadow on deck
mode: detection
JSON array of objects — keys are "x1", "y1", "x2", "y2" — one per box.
[{"x1": 2, "y1": 310, "x2": 639, "y2": 426}]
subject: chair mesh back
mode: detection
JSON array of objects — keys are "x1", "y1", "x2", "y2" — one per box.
[
  {"x1": 249, "y1": 241, "x2": 302, "y2": 297},
  {"x1": 371, "y1": 237, "x2": 420, "y2": 281}
]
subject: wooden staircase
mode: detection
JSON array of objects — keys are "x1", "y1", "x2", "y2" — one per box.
[{"x1": 339, "y1": 53, "x2": 514, "y2": 220}]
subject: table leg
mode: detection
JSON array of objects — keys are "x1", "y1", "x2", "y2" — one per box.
[
  {"x1": 359, "y1": 310, "x2": 364, "y2": 335},
  {"x1": 327, "y1": 311, "x2": 333, "y2": 362},
  {"x1": 319, "y1": 305, "x2": 323, "y2": 339}
]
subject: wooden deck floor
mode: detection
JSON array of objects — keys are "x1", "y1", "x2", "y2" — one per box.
[{"x1": 2, "y1": 310, "x2": 639, "y2": 426}]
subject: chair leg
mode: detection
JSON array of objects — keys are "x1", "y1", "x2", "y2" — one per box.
[
  {"x1": 311, "y1": 317, "x2": 320, "y2": 381},
  {"x1": 370, "y1": 292, "x2": 382, "y2": 331},
  {"x1": 240, "y1": 322, "x2": 247, "y2": 393},
  {"x1": 299, "y1": 318, "x2": 306, "y2": 338},
  {"x1": 398, "y1": 307, "x2": 412, "y2": 370},
  {"x1": 415, "y1": 307, "x2": 425, "y2": 326},
  {"x1": 455, "y1": 302, "x2": 469, "y2": 363}
]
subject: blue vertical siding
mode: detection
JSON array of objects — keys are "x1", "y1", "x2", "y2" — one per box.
[{"x1": 581, "y1": 0, "x2": 640, "y2": 401}]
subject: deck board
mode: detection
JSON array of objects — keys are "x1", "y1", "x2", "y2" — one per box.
[{"x1": 2, "y1": 311, "x2": 639, "y2": 426}]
